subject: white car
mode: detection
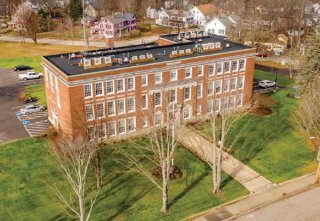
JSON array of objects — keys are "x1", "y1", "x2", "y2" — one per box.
[
  {"x1": 258, "y1": 80, "x2": 277, "y2": 88},
  {"x1": 19, "y1": 71, "x2": 43, "y2": 80},
  {"x1": 20, "y1": 104, "x2": 45, "y2": 115}
]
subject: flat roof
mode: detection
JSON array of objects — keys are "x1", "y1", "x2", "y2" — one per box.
[{"x1": 43, "y1": 33, "x2": 253, "y2": 77}]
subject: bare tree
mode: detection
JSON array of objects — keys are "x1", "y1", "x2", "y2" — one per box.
[
  {"x1": 25, "y1": 11, "x2": 39, "y2": 44},
  {"x1": 50, "y1": 135, "x2": 99, "y2": 221}
]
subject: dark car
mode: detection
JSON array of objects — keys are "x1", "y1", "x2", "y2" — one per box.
[
  {"x1": 14, "y1": 65, "x2": 32, "y2": 71},
  {"x1": 256, "y1": 52, "x2": 268, "y2": 57}
]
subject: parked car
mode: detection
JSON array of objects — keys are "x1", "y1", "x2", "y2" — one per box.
[
  {"x1": 258, "y1": 80, "x2": 277, "y2": 88},
  {"x1": 256, "y1": 52, "x2": 268, "y2": 57},
  {"x1": 23, "y1": 96, "x2": 39, "y2": 104},
  {"x1": 19, "y1": 71, "x2": 43, "y2": 80},
  {"x1": 14, "y1": 65, "x2": 33, "y2": 71},
  {"x1": 20, "y1": 104, "x2": 45, "y2": 115}
]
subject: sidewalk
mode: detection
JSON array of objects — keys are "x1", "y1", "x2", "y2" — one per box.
[
  {"x1": 176, "y1": 126, "x2": 273, "y2": 193},
  {"x1": 188, "y1": 173, "x2": 317, "y2": 221}
]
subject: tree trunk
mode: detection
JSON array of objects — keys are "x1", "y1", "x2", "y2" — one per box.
[
  {"x1": 315, "y1": 161, "x2": 320, "y2": 184},
  {"x1": 79, "y1": 187, "x2": 85, "y2": 221},
  {"x1": 212, "y1": 117, "x2": 218, "y2": 193},
  {"x1": 161, "y1": 160, "x2": 169, "y2": 213},
  {"x1": 92, "y1": 151, "x2": 102, "y2": 189}
]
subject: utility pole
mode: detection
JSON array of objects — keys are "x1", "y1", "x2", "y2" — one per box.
[
  {"x1": 289, "y1": 36, "x2": 293, "y2": 78},
  {"x1": 82, "y1": 0, "x2": 89, "y2": 49}
]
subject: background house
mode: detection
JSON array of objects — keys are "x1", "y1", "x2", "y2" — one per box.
[
  {"x1": 156, "y1": 8, "x2": 193, "y2": 28},
  {"x1": 189, "y1": 4, "x2": 220, "y2": 26},
  {"x1": 205, "y1": 15, "x2": 241, "y2": 36},
  {"x1": 84, "y1": 1, "x2": 99, "y2": 18},
  {"x1": 146, "y1": 6, "x2": 160, "y2": 19}
]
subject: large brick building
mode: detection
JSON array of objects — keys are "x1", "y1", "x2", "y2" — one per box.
[{"x1": 42, "y1": 31, "x2": 255, "y2": 139}]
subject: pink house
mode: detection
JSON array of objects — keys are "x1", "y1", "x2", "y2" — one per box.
[{"x1": 90, "y1": 12, "x2": 137, "y2": 38}]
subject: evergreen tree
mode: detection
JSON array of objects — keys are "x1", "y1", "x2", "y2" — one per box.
[{"x1": 68, "y1": 0, "x2": 83, "y2": 22}]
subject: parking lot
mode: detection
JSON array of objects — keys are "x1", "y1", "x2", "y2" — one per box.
[{"x1": 0, "y1": 68, "x2": 49, "y2": 143}]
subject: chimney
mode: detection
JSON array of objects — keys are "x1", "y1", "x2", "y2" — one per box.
[
  {"x1": 122, "y1": 8, "x2": 125, "y2": 14},
  {"x1": 112, "y1": 11, "x2": 114, "y2": 17}
]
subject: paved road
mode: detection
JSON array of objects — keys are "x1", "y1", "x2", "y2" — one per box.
[
  {"x1": 233, "y1": 186, "x2": 320, "y2": 221},
  {"x1": 0, "y1": 35, "x2": 158, "y2": 48}
]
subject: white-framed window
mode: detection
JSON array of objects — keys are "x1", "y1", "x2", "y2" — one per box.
[
  {"x1": 154, "y1": 112, "x2": 162, "y2": 126},
  {"x1": 118, "y1": 119, "x2": 126, "y2": 134},
  {"x1": 217, "y1": 62, "x2": 223, "y2": 74},
  {"x1": 106, "y1": 80, "x2": 114, "y2": 94},
  {"x1": 155, "y1": 72, "x2": 162, "y2": 84},
  {"x1": 239, "y1": 59, "x2": 246, "y2": 70},
  {"x1": 209, "y1": 64, "x2": 215, "y2": 75},
  {"x1": 232, "y1": 60, "x2": 238, "y2": 72},
  {"x1": 55, "y1": 76, "x2": 59, "y2": 91},
  {"x1": 154, "y1": 92, "x2": 162, "y2": 107},
  {"x1": 169, "y1": 89, "x2": 176, "y2": 103},
  {"x1": 237, "y1": 94, "x2": 243, "y2": 106},
  {"x1": 207, "y1": 100, "x2": 213, "y2": 113},
  {"x1": 107, "y1": 121, "x2": 116, "y2": 137},
  {"x1": 85, "y1": 104, "x2": 94, "y2": 120},
  {"x1": 231, "y1": 77, "x2": 237, "y2": 90},
  {"x1": 141, "y1": 94, "x2": 148, "y2": 109},
  {"x1": 84, "y1": 84, "x2": 92, "y2": 98},
  {"x1": 57, "y1": 94, "x2": 61, "y2": 109},
  {"x1": 128, "y1": 117, "x2": 136, "y2": 132},
  {"x1": 184, "y1": 87, "x2": 191, "y2": 100},
  {"x1": 221, "y1": 97, "x2": 228, "y2": 111},
  {"x1": 183, "y1": 106, "x2": 191, "y2": 119},
  {"x1": 117, "y1": 98, "x2": 125, "y2": 114},
  {"x1": 96, "y1": 103, "x2": 105, "y2": 118},
  {"x1": 170, "y1": 70, "x2": 177, "y2": 81},
  {"x1": 107, "y1": 100, "x2": 115, "y2": 116},
  {"x1": 116, "y1": 79, "x2": 124, "y2": 92},
  {"x1": 97, "y1": 124, "x2": 106, "y2": 139},
  {"x1": 141, "y1": 75, "x2": 148, "y2": 86},
  {"x1": 127, "y1": 77, "x2": 135, "y2": 91},
  {"x1": 215, "y1": 99, "x2": 220, "y2": 112},
  {"x1": 224, "y1": 61, "x2": 231, "y2": 73},
  {"x1": 143, "y1": 116, "x2": 148, "y2": 128},
  {"x1": 198, "y1": 65, "x2": 203, "y2": 76},
  {"x1": 223, "y1": 79, "x2": 230, "y2": 92},
  {"x1": 95, "y1": 82, "x2": 104, "y2": 96},
  {"x1": 197, "y1": 84, "x2": 202, "y2": 98},
  {"x1": 87, "y1": 126, "x2": 95, "y2": 140},
  {"x1": 238, "y1": 76, "x2": 245, "y2": 89},
  {"x1": 197, "y1": 104, "x2": 201, "y2": 115},
  {"x1": 215, "y1": 80, "x2": 222, "y2": 94},
  {"x1": 185, "y1": 67, "x2": 192, "y2": 78},
  {"x1": 229, "y1": 96, "x2": 235, "y2": 108},
  {"x1": 128, "y1": 97, "x2": 135, "y2": 112},
  {"x1": 208, "y1": 82, "x2": 214, "y2": 95}
]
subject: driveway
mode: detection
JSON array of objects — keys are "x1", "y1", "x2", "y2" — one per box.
[{"x1": 0, "y1": 68, "x2": 43, "y2": 143}]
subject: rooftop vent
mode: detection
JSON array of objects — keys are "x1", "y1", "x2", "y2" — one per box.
[
  {"x1": 129, "y1": 53, "x2": 156, "y2": 64},
  {"x1": 226, "y1": 43, "x2": 231, "y2": 48}
]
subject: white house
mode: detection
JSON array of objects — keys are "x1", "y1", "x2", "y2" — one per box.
[
  {"x1": 189, "y1": 4, "x2": 220, "y2": 26},
  {"x1": 205, "y1": 15, "x2": 241, "y2": 36},
  {"x1": 156, "y1": 8, "x2": 193, "y2": 28},
  {"x1": 146, "y1": 6, "x2": 160, "y2": 19}
]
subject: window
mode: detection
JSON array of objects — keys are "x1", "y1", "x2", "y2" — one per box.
[
  {"x1": 232, "y1": 60, "x2": 238, "y2": 71},
  {"x1": 155, "y1": 72, "x2": 162, "y2": 84},
  {"x1": 238, "y1": 76, "x2": 245, "y2": 89},
  {"x1": 218, "y1": 29, "x2": 225, "y2": 35},
  {"x1": 127, "y1": 77, "x2": 135, "y2": 90},
  {"x1": 97, "y1": 124, "x2": 106, "y2": 139},
  {"x1": 237, "y1": 94, "x2": 243, "y2": 106},
  {"x1": 197, "y1": 104, "x2": 201, "y2": 115},
  {"x1": 231, "y1": 77, "x2": 237, "y2": 90},
  {"x1": 185, "y1": 67, "x2": 192, "y2": 78},
  {"x1": 184, "y1": 87, "x2": 191, "y2": 100},
  {"x1": 96, "y1": 103, "x2": 104, "y2": 118},
  {"x1": 198, "y1": 65, "x2": 203, "y2": 76},
  {"x1": 215, "y1": 99, "x2": 220, "y2": 112},
  {"x1": 107, "y1": 101, "x2": 115, "y2": 115},
  {"x1": 107, "y1": 121, "x2": 116, "y2": 137},
  {"x1": 95, "y1": 82, "x2": 103, "y2": 96},
  {"x1": 224, "y1": 61, "x2": 231, "y2": 73},
  {"x1": 215, "y1": 80, "x2": 222, "y2": 93},
  {"x1": 141, "y1": 75, "x2": 148, "y2": 86},
  {"x1": 154, "y1": 92, "x2": 162, "y2": 107},
  {"x1": 55, "y1": 76, "x2": 59, "y2": 91},
  {"x1": 57, "y1": 94, "x2": 61, "y2": 109},
  {"x1": 170, "y1": 70, "x2": 177, "y2": 81},
  {"x1": 85, "y1": 104, "x2": 94, "y2": 120},
  {"x1": 141, "y1": 94, "x2": 148, "y2": 109},
  {"x1": 207, "y1": 100, "x2": 213, "y2": 113},
  {"x1": 128, "y1": 97, "x2": 135, "y2": 112},
  {"x1": 106, "y1": 80, "x2": 114, "y2": 94},
  {"x1": 118, "y1": 119, "x2": 126, "y2": 134},
  {"x1": 223, "y1": 79, "x2": 230, "y2": 92},
  {"x1": 116, "y1": 79, "x2": 124, "y2": 92},
  {"x1": 197, "y1": 84, "x2": 202, "y2": 98},
  {"x1": 229, "y1": 96, "x2": 235, "y2": 108},
  {"x1": 117, "y1": 98, "x2": 125, "y2": 114},
  {"x1": 169, "y1": 89, "x2": 176, "y2": 102},
  {"x1": 183, "y1": 106, "x2": 191, "y2": 119},
  {"x1": 208, "y1": 82, "x2": 214, "y2": 95},
  {"x1": 217, "y1": 62, "x2": 222, "y2": 74},
  {"x1": 143, "y1": 116, "x2": 148, "y2": 128},
  {"x1": 221, "y1": 97, "x2": 228, "y2": 110},
  {"x1": 84, "y1": 84, "x2": 92, "y2": 98},
  {"x1": 239, "y1": 59, "x2": 246, "y2": 70},
  {"x1": 128, "y1": 117, "x2": 136, "y2": 132},
  {"x1": 154, "y1": 112, "x2": 162, "y2": 126},
  {"x1": 209, "y1": 64, "x2": 215, "y2": 75},
  {"x1": 87, "y1": 126, "x2": 94, "y2": 140}
]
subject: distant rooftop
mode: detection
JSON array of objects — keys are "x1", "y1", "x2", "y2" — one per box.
[{"x1": 43, "y1": 31, "x2": 253, "y2": 77}]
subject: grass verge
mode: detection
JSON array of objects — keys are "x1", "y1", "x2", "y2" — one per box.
[{"x1": 25, "y1": 83, "x2": 46, "y2": 106}]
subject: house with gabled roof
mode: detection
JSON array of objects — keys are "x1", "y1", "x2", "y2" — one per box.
[
  {"x1": 156, "y1": 8, "x2": 193, "y2": 28},
  {"x1": 205, "y1": 15, "x2": 241, "y2": 37},
  {"x1": 189, "y1": 4, "x2": 221, "y2": 26}
]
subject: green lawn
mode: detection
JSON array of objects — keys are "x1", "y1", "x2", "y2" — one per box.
[
  {"x1": 25, "y1": 83, "x2": 47, "y2": 107},
  {"x1": 254, "y1": 70, "x2": 295, "y2": 87},
  {"x1": 193, "y1": 72, "x2": 317, "y2": 183},
  {"x1": 0, "y1": 57, "x2": 43, "y2": 72},
  {"x1": 0, "y1": 138, "x2": 248, "y2": 221}
]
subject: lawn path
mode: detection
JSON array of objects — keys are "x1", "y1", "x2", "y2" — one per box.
[{"x1": 176, "y1": 125, "x2": 273, "y2": 193}]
